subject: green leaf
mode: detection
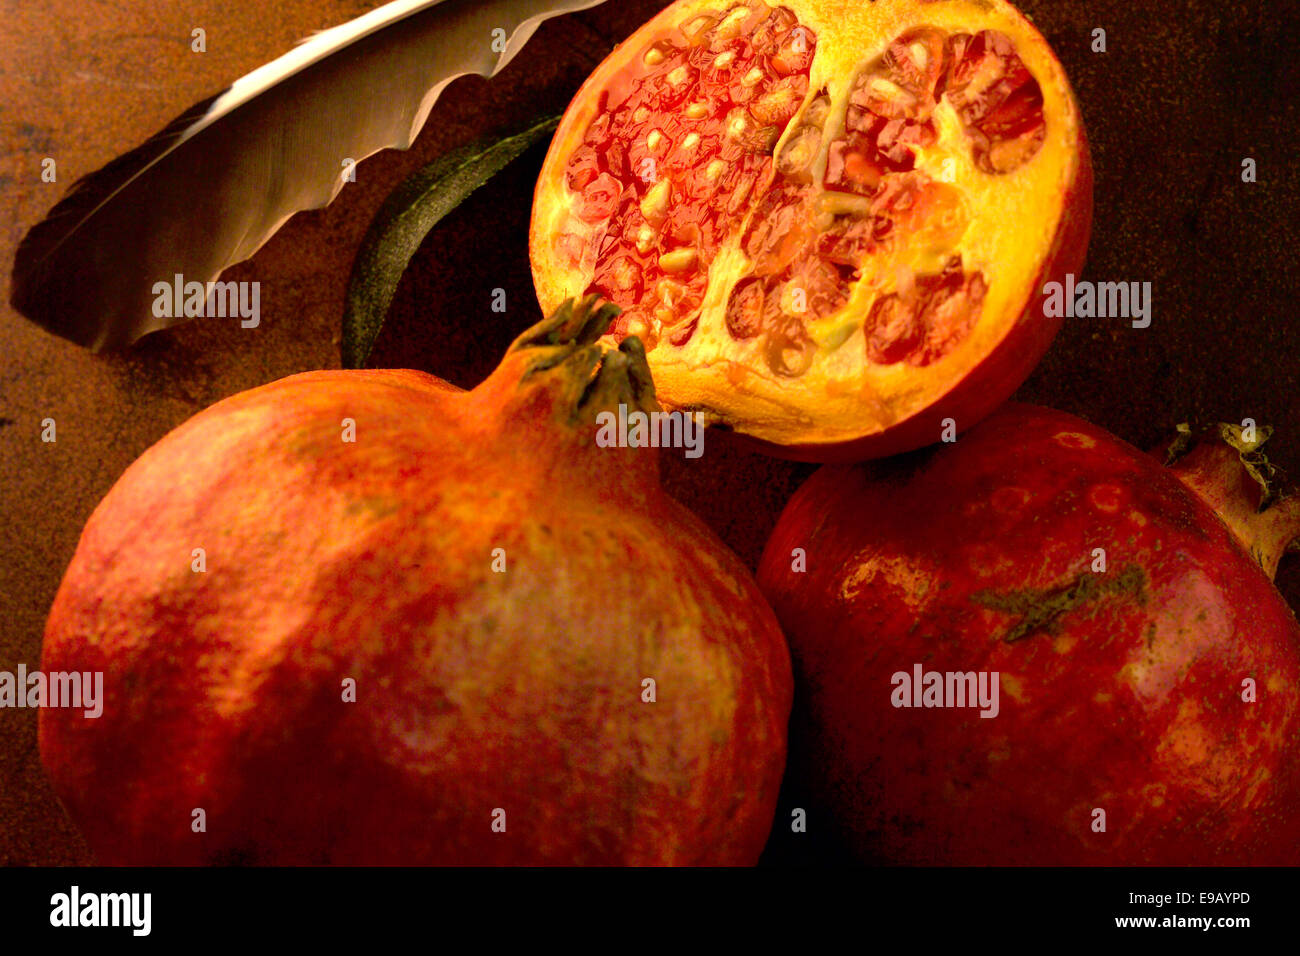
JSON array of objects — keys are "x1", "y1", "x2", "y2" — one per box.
[{"x1": 341, "y1": 114, "x2": 560, "y2": 369}]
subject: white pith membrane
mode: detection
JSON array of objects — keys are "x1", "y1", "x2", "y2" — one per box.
[{"x1": 531, "y1": 0, "x2": 1082, "y2": 446}]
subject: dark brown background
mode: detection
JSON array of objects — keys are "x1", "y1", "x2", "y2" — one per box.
[{"x1": 1, "y1": 0, "x2": 1297, "y2": 865}]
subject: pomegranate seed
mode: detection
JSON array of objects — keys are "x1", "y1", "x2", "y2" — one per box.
[{"x1": 578, "y1": 173, "x2": 622, "y2": 223}]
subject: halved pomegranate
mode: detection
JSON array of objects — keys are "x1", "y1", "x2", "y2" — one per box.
[{"x1": 531, "y1": 0, "x2": 1092, "y2": 460}]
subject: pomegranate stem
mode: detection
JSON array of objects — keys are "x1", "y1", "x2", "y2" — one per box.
[{"x1": 1160, "y1": 423, "x2": 1300, "y2": 580}]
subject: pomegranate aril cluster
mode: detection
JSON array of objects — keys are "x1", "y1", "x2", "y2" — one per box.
[
  {"x1": 733, "y1": 26, "x2": 1043, "y2": 372},
  {"x1": 564, "y1": 1, "x2": 815, "y2": 347},
  {"x1": 566, "y1": 10, "x2": 1048, "y2": 375}
]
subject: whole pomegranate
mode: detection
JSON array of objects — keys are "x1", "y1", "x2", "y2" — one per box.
[
  {"x1": 758, "y1": 403, "x2": 1300, "y2": 864},
  {"x1": 532, "y1": 0, "x2": 1092, "y2": 460},
  {"x1": 40, "y1": 297, "x2": 793, "y2": 865}
]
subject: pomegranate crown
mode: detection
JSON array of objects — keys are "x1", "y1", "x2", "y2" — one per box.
[
  {"x1": 1160, "y1": 421, "x2": 1300, "y2": 580},
  {"x1": 500, "y1": 294, "x2": 662, "y2": 421}
]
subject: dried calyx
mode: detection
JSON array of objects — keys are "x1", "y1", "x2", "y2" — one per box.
[
  {"x1": 1161, "y1": 422, "x2": 1300, "y2": 579},
  {"x1": 477, "y1": 296, "x2": 660, "y2": 450}
]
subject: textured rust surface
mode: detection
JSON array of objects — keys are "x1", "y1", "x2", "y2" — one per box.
[{"x1": 2, "y1": 0, "x2": 1299, "y2": 864}]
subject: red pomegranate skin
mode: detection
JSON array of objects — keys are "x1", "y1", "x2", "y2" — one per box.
[
  {"x1": 40, "y1": 299, "x2": 792, "y2": 866},
  {"x1": 758, "y1": 402, "x2": 1300, "y2": 864}
]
